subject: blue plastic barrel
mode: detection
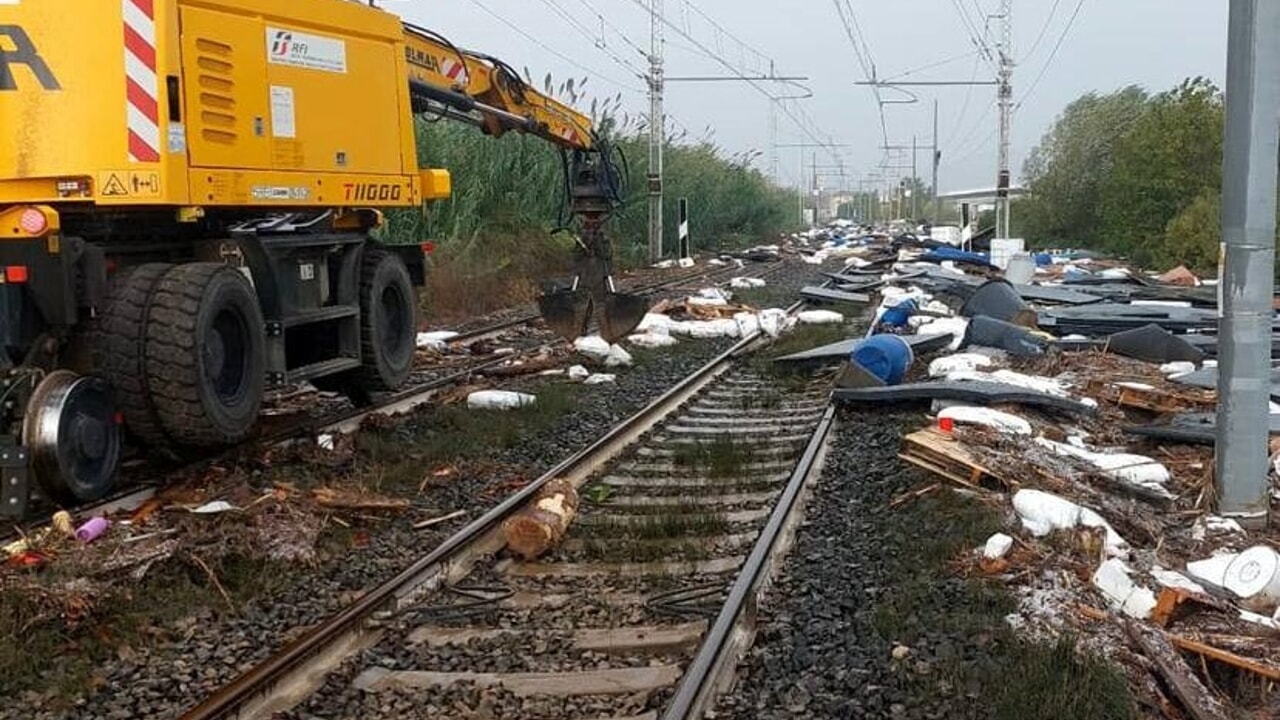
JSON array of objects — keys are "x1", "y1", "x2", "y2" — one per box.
[
  {"x1": 879, "y1": 298, "x2": 917, "y2": 328},
  {"x1": 850, "y1": 334, "x2": 915, "y2": 385}
]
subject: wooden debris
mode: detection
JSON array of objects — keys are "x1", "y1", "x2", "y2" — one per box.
[
  {"x1": 503, "y1": 479, "x2": 579, "y2": 560},
  {"x1": 1127, "y1": 622, "x2": 1230, "y2": 720},
  {"x1": 1084, "y1": 378, "x2": 1213, "y2": 413},
  {"x1": 888, "y1": 482, "x2": 940, "y2": 509},
  {"x1": 1170, "y1": 635, "x2": 1280, "y2": 682},
  {"x1": 413, "y1": 509, "x2": 467, "y2": 530},
  {"x1": 1152, "y1": 586, "x2": 1230, "y2": 628},
  {"x1": 898, "y1": 429, "x2": 1009, "y2": 491},
  {"x1": 312, "y1": 487, "x2": 410, "y2": 512}
]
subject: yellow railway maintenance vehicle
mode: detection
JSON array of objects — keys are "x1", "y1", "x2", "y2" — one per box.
[{"x1": 0, "y1": 0, "x2": 644, "y2": 514}]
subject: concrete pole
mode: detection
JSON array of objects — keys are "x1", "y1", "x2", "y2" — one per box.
[
  {"x1": 994, "y1": 0, "x2": 1012, "y2": 240},
  {"x1": 932, "y1": 99, "x2": 941, "y2": 222},
  {"x1": 1216, "y1": 0, "x2": 1279, "y2": 522}
]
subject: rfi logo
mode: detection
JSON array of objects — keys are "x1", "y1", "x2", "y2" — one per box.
[{"x1": 271, "y1": 31, "x2": 293, "y2": 57}]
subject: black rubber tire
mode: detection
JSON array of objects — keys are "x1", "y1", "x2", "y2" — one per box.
[
  {"x1": 348, "y1": 247, "x2": 416, "y2": 393},
  {"x1": 145, "y1": 263, "x2": 266, "y2": 447},
  {"x1": 92, "y1": 263, "x2": 173, "y2": 447}
]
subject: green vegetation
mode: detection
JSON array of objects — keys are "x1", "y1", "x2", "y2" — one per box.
[
  {"x1": 877, "y1": 485, "x2": 1136, "y2": 719},
  {"x1": 671, "y1": 436, "x2": 749, "y2": 477},
  {"x1": 1015, "y1": 77, "x2": 1226, "y2": 272},
  {"x1": 588, "y1": 512, "x2": 729, "y2": 540},
  {"x1": 385, "y1": 92, "x2": 800, "y2": 275}
]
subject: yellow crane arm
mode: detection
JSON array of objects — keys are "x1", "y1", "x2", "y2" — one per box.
[{"x1": 402, "y1": 23, "x2": 596, "y2": 151}]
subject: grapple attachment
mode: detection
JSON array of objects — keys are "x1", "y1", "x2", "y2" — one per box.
[{"x1": 539, "y1": 148, "x2": 648, "y2": 344}]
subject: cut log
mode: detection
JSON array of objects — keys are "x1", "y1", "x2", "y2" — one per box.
[{"x1": 503, "y1": 479, "x2": 579, "y2": 560}]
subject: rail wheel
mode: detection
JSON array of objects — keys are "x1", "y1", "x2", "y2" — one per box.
[
  {"x1": 145, "y1": 263, "x2": 266, "y2": 447},
  {"x1": 25, "y1": 371, "x2": 122, "y2": 504},
  {"x1": 344, "y1": 247, "x2": 417, "y2": 395},
  {"x1": 92, "y1": 263, "x2": 173, "y2": 446}
]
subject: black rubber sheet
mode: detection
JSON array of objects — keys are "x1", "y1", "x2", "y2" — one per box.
[
  {"x1": 833, "y1": 380, "x2": 1095, "y2": 416},
  {"x1": 1126, "y1": 413, "x2": 1280, "y2": 445},
  {"x1": 801, "y1": 286, "x2": 871, "y2": 304},
  {"x1": 774, "y1": 332, "x2": 954, "y2": 363}
]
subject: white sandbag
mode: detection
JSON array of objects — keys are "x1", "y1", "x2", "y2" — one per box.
[
  {"x1": 1160, "y1": 361, "x2": 1197, "y2": 377},
  {"x1": 983, "y1": 533, "x2": 1014, "y2": 559},
  {"x1": 567, "y1": 365, "x2": 590, "y2": 381},
  {"x1": 730, "y1": 277, "x2": 766, "y2": 289},
  {"x1": 467, "y1": 390, "x2": 536, "y2": 410},
  {"x1": 695, "y1": 287, "x2": 731, "y2": 303},
  {"x1": 758, "y1": 308, "x2": 791, "y2": 338},
  {"x1": 573, "y1": 335, "x2": 612, "y2": 359},
  {"x1": 584, "y1": 373, "x2": 616, "y2": 385},
  {"x1": 1033, "y1": 438, "x2": 1172, "y2": 496},
  {"x1": 708, "y1": 258, "x2": 727, "y2": 266},
  {"x1": 734, "y1": 312, "x2": 761, "y2": 338},
  {"x1": 928, "y1": 353, "x2": 993, "y2": 378},
  {"x1": 635, "y1": 313, "x2": 675, "y2": 334},
  {"x1": 797, "y1": 310, "x2": 844, "y2": 325},
  {"x1": 801, "y1": 251, "x2": 829, "y2": 264},
  {"x1": 627, "y1": 332, "x2": 678, "y2": 348},
  {"x1": 1092, "y1": 558, "x2": 1157, "y2": 619},
  {"x1": 1011, "y1": 489, "x2": 1128, "y2": 556},
  {"x1": 416, "y1": 330, "x2": 459, "y2": 350},
  {"x1": 669, "y1": 318, "x2": 741, "y2": 339},
  {"x1": 605, "y1": 344, "x2": 633, "y2": 367},
  {"x1": 938, "y1": 406, "x2": 1032, "y2": 435},
  {"x1": 654, "y1": 259, "x2": 677, "y2": 269},
  {"x1": 914, "y1": 317, "x2": 969, "y2": 352},
  {"x1": 678, "y1": 257, "x2": 695, "y2": 268}
]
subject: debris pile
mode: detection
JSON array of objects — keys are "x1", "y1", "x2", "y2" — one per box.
[{"x1": 795, "y1": 226, "x2": 1280, "y2": 716}]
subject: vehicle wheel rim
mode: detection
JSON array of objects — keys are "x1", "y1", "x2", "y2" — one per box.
[{"x1": 208, "y1": 308, "x2": 250, "y2": 403}]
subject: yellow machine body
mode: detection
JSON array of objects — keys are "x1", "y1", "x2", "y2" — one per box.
[{"x1": 0, "y1": 0, "x2": 451, "y2": 209}]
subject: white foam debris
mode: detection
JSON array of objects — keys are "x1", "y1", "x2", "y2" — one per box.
[
  {"x1": 573, "y1": 335, "x2": 612, "y2": 359},
  {"x1": 584, "y1": 373, "x2": 616, "y2": 385},
  {"x1": 1092, "y1": 558, "x2": 1157, "y2": 619},
  {"x1": 668, "y1": 318, "x2": 741, "y2": 339},
  {"x1": 1011, "y1": 488, "x2": 1128, "y2": 557},
  {"x1": 1033, "y1": 438, "x2": 1173, "y2": 496},
  {"x1": 734, "y1": 312, "x2": 761, "y2": 338},
  {"x1": 627, "y1": 332, "x2": 678, "y2": 348},
  {"x1": 729, "y1": 277, "x2": 766, "y2": 289},
  {"x1": 1160, "y1": 361, "x2": 1197, "y2": 376},
  {"x1": 635, "y1": 313, "x2": 675, "y2": 334},
  {"x1": 928, "y1": 352, "x2": 993, "y2": 378},
  {"x1": 914, "y1": 316, "x2": 969, "y2": 351},
  {"x1": 567, "y1": 365, "x2": 590, "y2": 381},
  {"x1": 1191, "y1": 515, "x2": 1246, "y2": 541},
  {"x1": 605, "y1": 344, "x2": 633, "y2": 367},
  {"x1": 758, "y1": 308, "x2": 792, "y2": 338},
  {"x1": 467, "y1": 390, "x2": 536, "y2": 410},
  {"x1": 416, "y1": 330, "x2": 459, "y2": 350},
  {"x1": 946, "y1": 369, "x2": 1070, "y2": 398},
  {"x1": 938, "y1": 406, "x2": 1032, "y2": 435},
  {"x1": 983, "y1": 533, "x2": 1015, "y2": 560},
  {"x1": 677, "y1": 257, "x2": 696, "y2": 268},
  {"x1": 797, "y1": 309, "x2": 844, "y2": 325}
]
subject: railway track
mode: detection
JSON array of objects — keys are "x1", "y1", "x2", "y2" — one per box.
[
  {"x1": 4, "y1": 257, "x2": 789, "y2": 542},
  {"x1": 177, "y1": 296, "x2": 837, "y2": 720}
]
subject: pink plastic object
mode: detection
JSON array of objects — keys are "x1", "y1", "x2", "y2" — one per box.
[{"x1": 75, "y1": 517, "x2": 111, "y2": 543}]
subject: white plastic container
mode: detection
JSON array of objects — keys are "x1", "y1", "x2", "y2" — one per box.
[
  {"x1": 1224, "y1": 546, "x2": 1280, "y2": 606},
  {"x1": 1004, "y1": 253, "x2": 1035, "y2": 284}
]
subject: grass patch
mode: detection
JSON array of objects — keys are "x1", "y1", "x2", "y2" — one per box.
[
  {"x1": 587, "y1": 512, "x2": 729, "y2": 540},
  {"x1": 579, "y1": 537, "x2": 710, "y2": 564},
  {"x1": 671, "y1": 436, "x2": 749, "y2": 477},
  {"x1": 760, "y1": 322, "x2": 853, "y2": 361},
  {"x1": 0, "y1": 554, "x2": 290, "y2": 703},
  {"x1": 873, "y1": 484, "x2": 1137, "y2": 720},
  {"x1": 356, "y1": 383, "x2": 580, "y2": 492}
]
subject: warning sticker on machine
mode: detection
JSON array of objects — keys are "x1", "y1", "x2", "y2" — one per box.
[
  {"x1": 267, "y1": 27, "x2": 347, "y2": 73},
  {"x1": 269, "y1": 86, "x2": 296, "y2": 138},
  {"x1": 98, "y1": 171, "x2": 161, "y2": 198}
]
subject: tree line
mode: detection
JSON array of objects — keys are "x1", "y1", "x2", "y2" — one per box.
[{"x1": 1015, "y1": 77, "x2": 1224, "y2": 272}]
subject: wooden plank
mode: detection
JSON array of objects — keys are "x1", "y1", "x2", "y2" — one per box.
[
  {"x1": 1170, "y1": 635, "x2": 1280, "y2": 681},
  {"x1": 898, "y1": 429, "x2": 1008, "y2": 490},
  {"x1": 1127, "y1": 623, "x2": 1230, "y2": 720},
  {"x1": 353, "y1": 665, "x2": 682, "y2": 696}
]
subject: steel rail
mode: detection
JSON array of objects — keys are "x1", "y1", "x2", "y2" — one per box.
[
  {"x1": 177, "y1": 306, "x2": 783, "y2": 720},
  {"x1": 660, "y1": 402, "x2": 835, "y2": 719}
]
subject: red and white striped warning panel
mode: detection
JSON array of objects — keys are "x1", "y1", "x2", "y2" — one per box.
[
  {"x1": 440, "y1": 56, "x2": 467, "y2": 84},
  {"x1": 123, "y1": 0, "x2": 160, "y2": 163}
]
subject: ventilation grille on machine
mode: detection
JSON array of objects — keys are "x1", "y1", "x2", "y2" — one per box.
[{"x1": 194, "y1": 38, "x2": 237, "y2": 145}]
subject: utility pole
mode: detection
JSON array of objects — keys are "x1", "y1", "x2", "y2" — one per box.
[
  {"x1": 995, "y1": 0, "x2": 1013, "y2": 240},
  {"x1": 1216, "y1": 0, "x2": 1279, "y2": 523},
  {"x1": 768, "y1": 100, "x2": 779, "y2": 183},
  {"x1": 647, "y1": 0, "x2": 664, "y2": 263},
  {"x1": 932, "y1": 99, "x2": 941, "y2": 222},
  {"x1": 910, "y1": 135, "x2": 917, "y2": 219}
]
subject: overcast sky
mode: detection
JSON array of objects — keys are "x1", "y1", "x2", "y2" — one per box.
[{"x1": 388, "y1": 0, "x2": 1228, "y2": 195}]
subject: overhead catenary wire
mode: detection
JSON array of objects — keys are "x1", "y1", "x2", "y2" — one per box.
[
  {"x1": 467, "y1": 0, "x2": 645, "y2": 93},
  {"x1": 1016, "y1": 0, "x2": 1088, "y2": 112},
  {"x1": 535, "y1": 0, "x2": 650, "y2": 79},
  {"x1": 831, "y1": 0, "x2": 889, "y2": 150},
  {"x1": 624, "y1": 0, "x2": 845, "y2": 165},
  {"x1": 1021, "y1": 0, "x2": 1063, "y2": 63}
]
